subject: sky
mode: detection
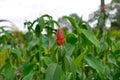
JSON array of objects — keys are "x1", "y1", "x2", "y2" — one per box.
[{"x1": 0, "y1": 0, "x2": 111, "y2": 31}]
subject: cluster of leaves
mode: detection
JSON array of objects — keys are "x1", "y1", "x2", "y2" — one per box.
[{"x1": 0, "y1": 14, "x2": 120, "y2": 80}]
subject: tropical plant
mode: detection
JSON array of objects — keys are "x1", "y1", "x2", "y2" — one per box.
[{"x1": 0, "y1": 14, "x2": 120, "y2": 80}]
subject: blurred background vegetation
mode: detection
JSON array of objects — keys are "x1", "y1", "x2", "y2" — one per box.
[
  {"x1": 58, "y1": 0, "x2": 120, "y2": 40},
  {"x1": 0, "y1": 0, "x2": 120, "y2": 40}
]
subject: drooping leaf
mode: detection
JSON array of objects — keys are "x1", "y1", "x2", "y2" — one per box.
[
  {"x1": 81, "y1": 33, "x2": 92, "y2": 49},
  {"x1": 35, "y1": 24, "x2": 41, "y2": 37},
  {"x1": 81, "y1": 29, "x2": 100, "y2": 48},
  {"x1": 75, "y1": 52, "x2": 86, "y2": 67},
  {"x1": 42, "y1": 14, "x2": 52, "y2": 20},
  {"x1": 52, "y1": 20, "x2": 60, "y2": 27},
  {"x1": 42, "y1": 56, "x2": 52, "y2": 67},
  {"x1": 81, "y1": 21, "x2": 91, "y2": 30},
  {"x1": 66, "y1": 33, "x2": 78, "y2": 44},
  {"x1": 27, "y1": 37, "x2": 39, "y2": 51},
  {"x1": 22, "y1": 71, "x2": 36, "y2": 80},
  {"x1": 11, "y1": 48, "x2": 21, "y2": 60},
  {"x1": 65, "y1": 56, "x2": 76, "y2": 80},
  {"x1": 60, "y1": 72, "x2": 72, "y2": 80},
  {"x1": 46, "y1": 64, "x2": 56, "y2": 80},
  {"x1": 65, "y1": 44, "x2": 75, "y2": 56},
  {"x1": 23, "y1": 63, "x2": 35, "y2": 75},
  {"x1": 85, "y1": 54, "x2": 105, "y2": 79},
  {"x1": 37, "y1": 17, "x2": 45, "y2": 28},
  {"x1": 64, "y1": 16, "x2": 78, "y2": 29},
  {"x1": 24, "y1": 32, "x2": 33, "y2": 41},
  {"x1": 45, "y1": 63, "x2": 62, "y2": 80},
  {"x1": 35, "y1": 17, "x2": 45, "y2": 37},
  {"x1": 5, "y1": 67, "x2": 15, "y2": 80},
  {"x1": 104, "y1": 65, "x2": 113, "y2": 80},
  {"x1": 42, "y1": 35, "x2": 49, "y2": 48}
]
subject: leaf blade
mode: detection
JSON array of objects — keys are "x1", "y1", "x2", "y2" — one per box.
[{"x1": 81, "y1": 29, "x2": 100, "y2": 48}]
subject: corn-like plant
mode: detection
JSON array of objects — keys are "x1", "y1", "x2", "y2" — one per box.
[{"x1": 0, "y1": 14, "x2": 120, "y2": 80}]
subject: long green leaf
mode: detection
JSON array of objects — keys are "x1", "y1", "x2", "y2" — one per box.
[
  {"x1": 37, "y1": 17, "x2": 45, "y2": 28},
  {"x1": 11, "y1": 48, "x2": 21, "y2": 60},
  {"x1": 74, "y1": 52, "x2": 86, "y2": 67},
  {"x1": 23, "y1": 63, "x2": 35, "y2": 75},
  {"x1": 65, "y1": 56, "x2": 76, "y2": 80},
  {"x1": 27, "y1": 37, "x2": 39, "y2": 51},
  {"x1": 5, "y1": 67, "x2": 15, "y2": 80},
  {"x1": 85, "y1": 54, "x2": 105, "y2": 79},
  {"x1": 66, "y1": 33, "x2": 78, "y2": 44},
  {"x1": 65, "y1": 44, "x2": 75, "y2": 56},
  {"x1": 81, "y1": 29, "x2": 100, "y2": 48},
  {"x1": 22, "y1": 71, "x2": 35, "y2": 80},
  {"x1": 64, "y1": 16, "x2": 78, "y2": 29},
  {"x1": 45, "y1": 63, "x2": 62, "y2": 80}
]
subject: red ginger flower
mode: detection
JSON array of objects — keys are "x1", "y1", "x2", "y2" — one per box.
[
  {"x1": 14, "y1": 32, "x2": 17, "y2": 37},
  {"x1": 56, "y1": 27, "x2": 65, "y2": 46},
  {"x1": 101, "y1": 5, "x2": 105, "y2": 13}
]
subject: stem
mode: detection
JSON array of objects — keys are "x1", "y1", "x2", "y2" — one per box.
[
  {"x1": 58, "y1": 46, "x2": 66, "y2": 74},
  {"x1": 81, "y1": 60, "x2": 84, "y2": 80},
  {"x1": 38, "y1": 34, "x2": 43, "y2": 80},
  {"x1": 62, "y1": 58, "x2": 66, "y2": 75}
]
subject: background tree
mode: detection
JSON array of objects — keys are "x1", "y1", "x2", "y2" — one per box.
[
  {"x1": 88, "y1": 0, "x2": 120, "y2": 29},
  {"x1": 111, "y1": 0, "x2": 120, "y2": 28}
]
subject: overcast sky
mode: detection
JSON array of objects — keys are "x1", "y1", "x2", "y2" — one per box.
[{"x1": 0, "y1": 0, "x2": 111, "y2": 31}]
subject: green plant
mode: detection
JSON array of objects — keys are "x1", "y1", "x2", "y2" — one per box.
[{"x1": 0, "y1": 14, "x2": 120, "y2": 80}]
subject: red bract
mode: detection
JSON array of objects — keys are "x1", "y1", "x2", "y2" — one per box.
[
  {"x1": 56, "y1": 27, "x2": 65, "y2": 46},
  {"x1": 14, "y1": 32, "x2": 17, "y2": 37},
  {"x1": 101, "y1": 5, "x2": 105, "y2": 13}
]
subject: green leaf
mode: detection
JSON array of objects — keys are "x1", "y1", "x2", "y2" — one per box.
[
  {"x1": 22, "y1": 71, "x2": 36, "y2": 80},
  {"x1": 17, "y1": 57, "x2": 32, "y2": 71},
  {"x1": 85, "y1": 54, "x2": 105, "y2": 79},
  {"x1": 25, "y1": 32, "x2": 33, "y2": 41},
  {"x1": 64, "y1": 16, "x2": 78, "y2": 29},
  {"x1": 42, "y1": 56, "x2": 52, "y2": 67},
  {"x1": 46, "y1": 63, "x2": 56, "y2": 80},
  {"x1": 65, "y1": 56, "x2": 76, "y2": 80},
  {"x1": 81, "y1": 29, "x2": 100, "y2": 48},
  {"x1": 65, "y1": 44, "x2": 75, "y2": 56},
  {"x1": 81, "y1": 33, "x2": 92, "y2": 49},
  {"x1": 60, "y1": 72, "x2": 72, "y2": 80},
  {"x1": 66, "y1": 33, "x2": 78, "y2": 44},
  {"x1": 35, "y1": 17, "x2": 45, "y2": 37},
  {"x1": 11, "y1": 48, "x2": 21, "y2": 59},
  {"x1": 35, "y1": 24, "x2": 41, "y2": 37},
  {"x1": 81, "y1": 21, "x2": 91, "y2": 30},
  {"x1": 42, "y1": 35, "x2": 49, "y2": 48},
  {"x1": 45, "y1": 63, "x2": 62, "y2": 80},
  {"x1": 52, "y1": 20, "x2": 60, "y2": 27},
  {"x1": 53, "y1": 64, "x2": 63, "y2": 80},
  {"x1": 42, "y1": 14, "x2": 52, "y2": 20},
  {"x1": 27, "y1": 37, "x2": 39, "y2": 51},
  {"x1": 5, "y1": 67, "x2": 15, "y2": 80},
  {"x1": 23, "y1": 63, "x2": 35, "y2": 75},
  {"x1": 37, "y1": 17, "x2": 45, "y2": 28},
  {"x1": 74, "y1": 52, "x2": 86, "y2": 67},
  {"x1": 0, "y1": 36, "x2": 4, "y2": 43},
  {"x1": 104, "y1": 65, "x2": 113, "y2": 79}
]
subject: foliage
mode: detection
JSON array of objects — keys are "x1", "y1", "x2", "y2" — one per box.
[{"x1": 0, "y1": 14, "x2": 120, "y2": 80}]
